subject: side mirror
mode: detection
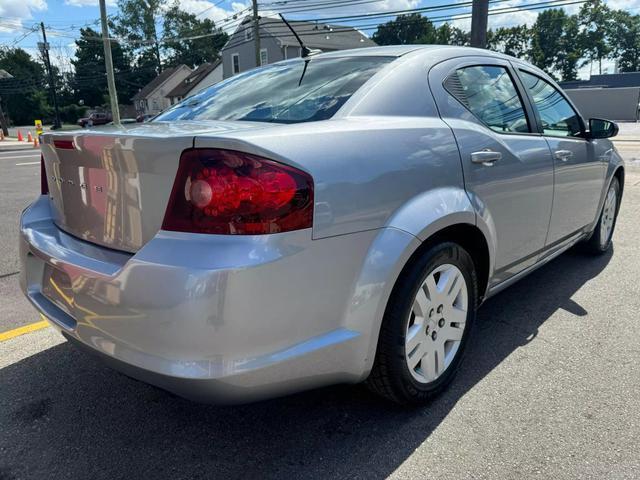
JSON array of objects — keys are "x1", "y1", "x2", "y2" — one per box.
[{"x1": 587, "y1": 118, "x2": 618, "y2": 139}]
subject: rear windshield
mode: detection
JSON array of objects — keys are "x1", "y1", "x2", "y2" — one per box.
[{"x1": 154, "y1": 56, "x2": 393, "y2": 124}]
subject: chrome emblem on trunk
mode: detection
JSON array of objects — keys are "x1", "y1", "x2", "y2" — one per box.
[{"x1": 50, "y1": 175, "x2": 103, "y2": 192}]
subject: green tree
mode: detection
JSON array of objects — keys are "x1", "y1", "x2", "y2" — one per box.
[
  {"x1": 71, "y1": 27, "x2": 134, "y2": 108},
  {"x1": 0, "y1": 47, "x2": 50, "y2": 125},
  {"x1": 608, "y1": 10, "x2": 640, "y2": 72},
  {"x1": 448, "y1": 26, "x2": 470, "y2": 46},
  {"x1": 556, "y1": 15, "x2": 582, "y2": 81},
  {"x1": 113, "y1": 0, "x2": 164, "y2": 73},
  {"x1": 578, "y1": 0, "x2": 612, "y2": 75},
  {"x1": 372, "y1": 14, "x2": 435, "y2": 45},
  {"x1": 162, "y1": 4, "x2": 228, "y2": 68},
  {"x1": 435, "y1": 23, "x2": 453, "y2": 44},
  {"x1": 530, "y1": 9, "x2": 568, "y2": 74},
  {"x1": 490, "y1": 25, "x2": 530, "y2": 58}
]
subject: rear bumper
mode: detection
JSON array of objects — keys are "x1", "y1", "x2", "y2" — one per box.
[{"x1": 20, "y1": 196, "x2": 417, "y2": 403}]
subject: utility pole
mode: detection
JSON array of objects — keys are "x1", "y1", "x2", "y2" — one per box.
[
  {"x1": 0, "y1": 69, "x2": 11, "y2": 137},
  {"x1": 99, "y1": 0, "x2": 120, "y2": 124},
  {"x1": 0, "y1": 99, "x2": 8, "y2": 137},
  {"x1": 40, "y1": 23, "x2": 62, "y2": 129},
  {"x1": 470, "y1": 0, "x2": 489, "y2": 49},
  {"x1": 252, "y1": 0, "x2": 261, "y2": 68}
]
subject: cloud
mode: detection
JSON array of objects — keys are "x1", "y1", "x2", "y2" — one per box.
[
  {"x1": 171, "y1": 0, "x2": 251, "y2": 32},
  {"x1": 0, "y1": 0, "x2": 47, "y2": 33},
  {"x1": 64, "y1": 0, "x2": 116, "y2": 6}
]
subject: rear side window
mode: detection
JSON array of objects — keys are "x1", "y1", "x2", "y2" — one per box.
[
  {"x1": 155, "y1": 56, "x2": 393, "y2": 124},
  {"x1": 445, "y1": 65, "x2": 530, "y2": 134},
  {"x1": 519, "y1": 70, "x2": 582, "y2": 138}
]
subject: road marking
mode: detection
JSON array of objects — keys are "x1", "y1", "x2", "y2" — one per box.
[
  {"x1": 15, "y1": 161, "x2": 40, "y2": 166},
  {"x1": 1, "y1": 154, "x2": 40, "y2": 160},
  {"x1": 0, "y1": 319, "x2": 49, "y2": 342}
]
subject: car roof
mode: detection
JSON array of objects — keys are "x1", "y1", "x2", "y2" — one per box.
[{"x1": 312, "y1": 44, "x2": 519, "y2": 62}]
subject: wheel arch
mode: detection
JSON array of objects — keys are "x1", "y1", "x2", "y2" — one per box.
[
  {"x1": 613, "y1": 165, "x2": 625, "y2": 207},
  {"x1": 353, "y1": 220, "x2": 493, "y2": 380}
]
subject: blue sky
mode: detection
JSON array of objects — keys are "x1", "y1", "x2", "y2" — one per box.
[{"x1": 1, "y1": 0, "x2": 639, "y2": 77}]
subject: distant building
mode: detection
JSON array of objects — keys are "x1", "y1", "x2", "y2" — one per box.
[
  {"x1": 559, "y1": 72, "x2": 640, "y2": 90},
  {"x1": 132, "y1": 65, "x2": 192, "y2": 116},
  {"x1": 560, "y1": 73, "x2": 640, "y2": 122},
  {"x1": 165, "y1": 60, "x2": 223, "y2": 105},
  {"x1": 220, "y1": 16, "x2": 377, "y2": 79}
]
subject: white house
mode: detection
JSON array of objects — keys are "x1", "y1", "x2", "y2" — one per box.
[
  {"x1": 165, "y1": 60, "x2": 223, "y2": 105},
  {"x1": 132, "y1": 65, "x2": 192, "y2": 116}
]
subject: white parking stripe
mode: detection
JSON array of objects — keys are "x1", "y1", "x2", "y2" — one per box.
[
  {"x1": 2, "y1": 154, "x2": 41, "y2": 160},
  {"x1": 15, "y1": 161, "x2": 40, "y2": 166}
]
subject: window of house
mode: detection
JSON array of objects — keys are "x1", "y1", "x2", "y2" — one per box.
[
  {"x1": 245, "y1": 27, "x2": 253, "y2": 41},
  {"x1": 519, "y1": 70, "x2": 582, "y2": 137},
  {"x1": 232, "y1": 53, "x2": 240, "y2": 75},
  {"x1": 260, "y1": 48, "x2": 268, "y2": 66},
  {"x1": 446, "y1": 65, "x2": 530, "y2": 134}
]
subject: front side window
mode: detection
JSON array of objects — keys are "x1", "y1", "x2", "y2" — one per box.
[
  {"x1": 519, "y1": 70, "x2": 582, "y2": 137},
  {"x1": 445, "y1": 65, "x2": 530, "y2": 134},
  {"x1": 155, "y1": 56, "x2": 393, "y2": 124}
]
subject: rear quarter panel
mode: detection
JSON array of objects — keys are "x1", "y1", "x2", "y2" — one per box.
[{"x1": 195, "y1": 116, "x2": 466, "y2": 239}]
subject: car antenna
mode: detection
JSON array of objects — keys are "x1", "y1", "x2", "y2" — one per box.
[{"x1": 279, "y1": 14, "x2": 311, "y2": 58}]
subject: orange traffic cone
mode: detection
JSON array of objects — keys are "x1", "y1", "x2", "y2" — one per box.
[
  {"x1": 27, "y1": 131, "x2": 33, "y2": 142},
  {"x1": 33, "y1": 136, "x2": 39, "y2": 148},
  {"x1": 17, "y1": 130, "x2": 23, "y2": 142}
]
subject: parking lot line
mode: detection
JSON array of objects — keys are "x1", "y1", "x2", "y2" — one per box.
[
  {"x1": 1, "y1": 154, "x2": 41, "y2": 160},
  {"x1": 15, "y1": 161, "x2": 40, "y2": 166},
  {"x1": 0, "y1": 319, "x2": 49, "y2": 342}
]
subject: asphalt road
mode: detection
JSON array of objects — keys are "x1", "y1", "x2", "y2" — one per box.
[
  {"x1": 1, "y1": 147, "x2": 640, "y2": 479},
  {"x1": 0, "y1": 147, "x2": 41, "y2": 333}
]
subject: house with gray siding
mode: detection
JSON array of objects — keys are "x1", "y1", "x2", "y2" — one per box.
[{"x1": 220, "y1": 17, "x2": 376, "y2": 79}]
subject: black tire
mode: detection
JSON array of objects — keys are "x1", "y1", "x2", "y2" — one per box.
[
  {"x1": 366, "y1": 242, "x2": 478, "y2": 405},
  {"x1": 582, "y1": 177, "x2": 621, "y2": 255}
]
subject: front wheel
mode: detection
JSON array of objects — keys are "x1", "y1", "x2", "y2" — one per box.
[
  {"x1": 366, "y1": 242, "x2": 478, "y2": 405},
  {"x1": 583, "y1": 177, "x2": 620, "y2": 254}
]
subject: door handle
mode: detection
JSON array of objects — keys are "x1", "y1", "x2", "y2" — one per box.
[
  {"x1": 554, "y1": 150, "x2": 573, "y2": 162},
  {"x1": 471, "y1": 150, "x2": 502, "y2": 166}
]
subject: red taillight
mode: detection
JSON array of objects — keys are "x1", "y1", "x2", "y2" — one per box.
[
  {"x1": 40, "y1": 154, "x2": 49, "y2": 195},
  {"x1": 53, "y1": 139, "x2": 75, "y2": 150},
  {"x1": 162, "y1": 149, "x2": 314, "y2": 235}
]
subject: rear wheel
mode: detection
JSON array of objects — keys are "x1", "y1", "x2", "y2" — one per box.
[
  {"x1": 583, "y1": 177, "x2": 620, "y2": 255},
  {"x1": 366, "y1": 242, "x2": 478, "y2": 405}
]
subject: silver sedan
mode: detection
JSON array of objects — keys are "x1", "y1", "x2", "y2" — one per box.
[{"x1": 20, "y1": 46, "x2": 624, "y2": 404}]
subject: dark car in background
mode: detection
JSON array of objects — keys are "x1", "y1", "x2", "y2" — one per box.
[{"x1": 77, "y1": 112, "x2": 112, "y2": 128}]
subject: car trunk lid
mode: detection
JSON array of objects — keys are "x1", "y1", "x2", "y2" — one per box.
[{"x1": 41, "y1": 121, "x2": 269, "y2": 253}]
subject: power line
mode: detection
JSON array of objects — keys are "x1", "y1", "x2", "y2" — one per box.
[{"x1": 218, "y1": 0, "x2": 588, "y2": 51}]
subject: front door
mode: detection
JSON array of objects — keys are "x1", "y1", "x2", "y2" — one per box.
[
  {"x1": 516, "y1": 68, "x2": 606, "y2": 247},
  {"x1": 430, "y1": 58, "x2": 554, "y2": 285}
]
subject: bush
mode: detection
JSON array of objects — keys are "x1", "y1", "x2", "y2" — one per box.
[{"x1": 59, "y1": 104, "x2": 89, "y2": 124}]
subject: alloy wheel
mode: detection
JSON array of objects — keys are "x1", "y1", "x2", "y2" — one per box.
[
  {"x1": 405, "y1": 263, "x2": 468, "y2": 384},
  {"x1": 600, "y1": 184, "x2": 617, "y2": 248}
]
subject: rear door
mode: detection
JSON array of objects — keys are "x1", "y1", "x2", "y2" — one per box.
[
  {"x1": 429, "y1": 57, "x2": 554, "y2": 284},
  {"x1": 515, "y1": 67, "x2": 606, "y2": 247}
]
